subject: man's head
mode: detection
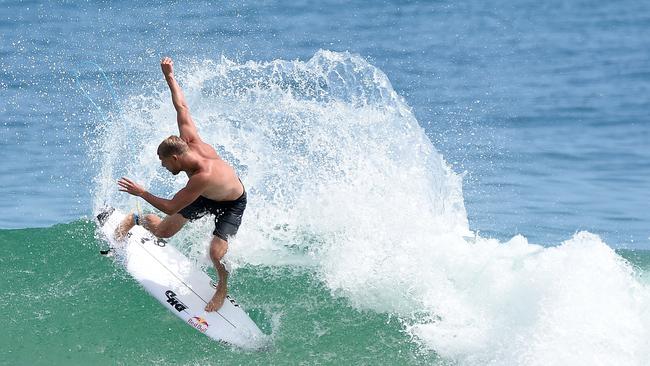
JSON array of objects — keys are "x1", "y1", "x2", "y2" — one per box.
[{"x1": 157, "y1": 135, "x2": 189, "y2": 175}]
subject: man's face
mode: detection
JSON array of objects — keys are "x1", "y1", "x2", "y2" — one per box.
[{"x1": 159, "y1": 154, "x2": 181, "y2": 175}]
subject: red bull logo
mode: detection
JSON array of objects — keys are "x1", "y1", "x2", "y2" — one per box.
[{"x1": 188, "y1": 316, "x2": 209, "y2": 333}]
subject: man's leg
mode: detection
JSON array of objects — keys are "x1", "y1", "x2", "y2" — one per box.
[
  {"x1": 115, "y1": 213, "x2": 188, "y2": 239},
  {"x1": 205, "y1": 236, "x2": 229, "y2": 312}
]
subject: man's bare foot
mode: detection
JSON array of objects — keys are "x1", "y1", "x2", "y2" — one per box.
[
  {"x1": 205, "y1": 284, "x2": 227, "y2": 312},
  {"x1": 114, "y1": 212, "x2": 135, "y2": 240}
]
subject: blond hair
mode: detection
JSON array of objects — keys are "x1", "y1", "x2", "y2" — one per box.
[{"x1": 157, "y1": 135, "x2": 189, "y2": 157}]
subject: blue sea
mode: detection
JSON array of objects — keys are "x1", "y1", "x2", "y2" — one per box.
[{"x1": 1, "y1": 1, "x2": 649, "y2": 365}]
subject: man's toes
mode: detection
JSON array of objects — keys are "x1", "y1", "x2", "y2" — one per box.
[
  {"x1": 204, "y1": 294, "x2": 226, "y2": 312},
  {"x1": 205, "y1": 300, "x2": 220, "y2": 312}
]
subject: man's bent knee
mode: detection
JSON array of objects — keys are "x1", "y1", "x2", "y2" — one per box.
[
  {"x1": 155, "y1": 228, "x2": 175, "y2": 238},
  {"x1": 147, "y1": 214, "x2": 187, "y2": 238},
  {"x1": 209, "y1": 237, "x2": 228, "y2": 262}
]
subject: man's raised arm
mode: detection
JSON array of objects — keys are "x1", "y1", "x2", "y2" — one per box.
[{"x1": 161, "y1": 57, "x2": 201, "y2": 143}]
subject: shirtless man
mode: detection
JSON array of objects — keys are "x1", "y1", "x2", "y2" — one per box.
[{"x1": 115, "y1": 57, "x2": 246, "y2": 312}]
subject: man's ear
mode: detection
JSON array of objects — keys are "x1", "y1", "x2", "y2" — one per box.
[{"x1": 172, "y1": 155, "x2": 179, "y2": 161}]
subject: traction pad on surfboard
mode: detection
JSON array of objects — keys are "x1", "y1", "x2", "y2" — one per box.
[
  {"x1": 96, "y1": 207, "x2": 115, "y2": 226},
  {"x1": 96, "y1": 207, "x2": 116, "y2": 255}
]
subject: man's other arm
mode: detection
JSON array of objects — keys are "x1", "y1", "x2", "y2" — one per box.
[{"x1": 118, "y1": 175, "x2": 208, "y2": 215}]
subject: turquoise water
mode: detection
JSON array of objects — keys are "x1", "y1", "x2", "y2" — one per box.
[
  {"x1": 2, "y1": 0, "x2": 650, "y2": 365},
  {"x1": 1, "y1": 222, "x2": 649, "y2": 365}
]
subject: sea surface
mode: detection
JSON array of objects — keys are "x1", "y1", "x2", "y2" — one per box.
[{"x1": 1, "y1": 1, "x2": 649, "y2": 365}]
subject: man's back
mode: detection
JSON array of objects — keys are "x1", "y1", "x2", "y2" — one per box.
[{"x1": 187, "y1": 140, "x2": 243, "y2": 202}]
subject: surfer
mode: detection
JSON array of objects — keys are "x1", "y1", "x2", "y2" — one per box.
[{"x1": 115, "y1": 57, "x2": 245, "y2": 312}]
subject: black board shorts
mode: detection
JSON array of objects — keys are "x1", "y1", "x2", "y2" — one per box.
[{"x1": 178, "y1": 191, "x2": 247, "y2": 241}]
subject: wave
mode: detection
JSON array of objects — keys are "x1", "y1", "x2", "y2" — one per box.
[{"x1": 90, "y1": 50, "x2": 650, "y2": 365}]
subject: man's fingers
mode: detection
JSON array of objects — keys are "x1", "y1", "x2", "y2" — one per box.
[
  {"x1": 117, "y1": 177, "x2": 143, "y2": 197},
  {"x1": 117, "y1": 178, "x2": 136, "y2": 189},
  {"x1": 117, "y1": 176, "x2": 140, "y2": 195}
]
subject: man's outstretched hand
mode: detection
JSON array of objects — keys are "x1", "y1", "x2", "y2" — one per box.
[
  {"x1": 117, "y1": 177, "x2": 146, "y2": 197},
  {"x1": 161, "y1": 57, "x2": 174, "y2": 78}
]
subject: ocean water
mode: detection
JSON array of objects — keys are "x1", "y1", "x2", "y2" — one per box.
[{"x1": 1, "y1": 1, "x2": 650, "y2": 365}]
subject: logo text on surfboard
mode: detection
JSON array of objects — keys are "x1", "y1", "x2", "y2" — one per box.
[
  {"x1": 188, "y1": 316, "x2": 209, "y2": 333},
  {"x1": 165, "y1": 290, "x2": 188, "y2": 312},
  {"x1": 141, "y1": 236, "x2": 166, "y2": 247}
]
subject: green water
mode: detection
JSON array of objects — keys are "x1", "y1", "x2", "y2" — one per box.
[{"x1": 0, "y1": 221, "x2": 445, "y2": 365}]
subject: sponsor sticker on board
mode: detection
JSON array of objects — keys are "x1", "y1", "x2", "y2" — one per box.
[
  {"x1": 188, "y1": 316, "x2": 209, "y2": 333},
  {"x1": 165, "y1": 290, "x2": 188, "y2": 312}
]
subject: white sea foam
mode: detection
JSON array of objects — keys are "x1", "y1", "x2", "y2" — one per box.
[{"x1": 93, "y1": 50, "x2": 650, "y2": 365}]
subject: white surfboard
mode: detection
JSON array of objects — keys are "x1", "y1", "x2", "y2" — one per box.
[{"x1": 96, "y1": 207, "x2": 267, "y2": 349}]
